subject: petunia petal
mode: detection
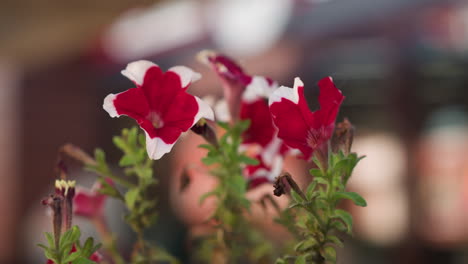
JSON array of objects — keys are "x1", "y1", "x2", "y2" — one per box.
[
  {"x1": 242, "y1": 76, "x2": 277, "y2": 103},
  {"x1": 269, "y1": 77, "x2": 312, "y2": 159},
  {"x1": 168, "y1": 65, "x2": 202, "y2": 89},
  {"x1": 103, "y1": 88, "x2": 150, "y2": 120},
  {"x1": 121, "y1": 60, "x2": 158, "y2": 86},
  {"x1": 268, "y1": 77, "x2": 303, "y2": 105},
  {"x1": 315, "y1": 76, "x2": 344, "y2": 127},
  {"x1": 145, "y1": 132, "x2": 175, "y2": 160},
  {"x1": 193, "y1": 96, "x2": 215, "y2": 122},
  {"x1": 103, "y1": 93, "x2": 118, "y2": 117},
  {"x1": 240, "y1": 98, "x2": 276, "y2": 147}
]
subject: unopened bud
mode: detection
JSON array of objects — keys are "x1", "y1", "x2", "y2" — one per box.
[
  {"x1": 42, "y1": 195, "x2": 63, "y2": 249},
  {"x1": 191, "y1": 119, "x2": 219, "y2": 148},
  {"x1": 273, "y1": 172, "x2": 306, "y2": 200}
]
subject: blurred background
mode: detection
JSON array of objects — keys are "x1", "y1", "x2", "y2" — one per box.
[{"x1": 2, "y1": 0, "x2": 468, "y2": 263}]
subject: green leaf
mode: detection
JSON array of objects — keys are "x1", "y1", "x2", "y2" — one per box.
[
  {"x1": 309, "y1": 168, "x2": 324, "y2": 178},
  {"x1": 94, "y1": 148, "x2": 106, "y2": 164},
  {"x1": 70, "y1": 226, "x2": 81, "y2": 242},
  {"x1": 37, "y1": 243, "x2": 48, "y2": 251},
  {"x1": 119, "y1": 155, "x2": 136, "y2": 166},
  {"x1": 45, "y1": 232, "x2": 55, "y2": 248},
  {"x1": 333, "y1": 191, "x2": 367, "y2": 207},
  {"x1": 217, "y1": 121, "x2": 229, "y2": 130},
  {"x1": 322, "y1": 246, "x2": 336, "y2": 263},
  {"x1": 97, "y1": 180, "x2": 123, "y2": 200},
  {"x1": 239, "y1": 155, "x2": 259, "y2": 165},
  {"x1": 294, "y1": 255, "x2": 306, "y2": 264},
  {"x1": 333, "y1": 209, "x2": 353, "y2": 234},
  {"x1": 72, "y1": 256, "x2": 97, "y2": 264},
  {"x1": 326, "y1": 235, "x2": 344, "y2": 248},
  {"x1": 198, "y1": 144, "x2": 216, "y2": 152},
  {"x1": 63, "y1": 251, "x2": 81, "y2": 263},
  {"x1": 125, "y1": 189, "x2": 139, "y2": 210},
  {"x1": 202, "y1": 156, "x2": 220, "y2": 166},
  {"x1": 199, "y1": 189, "x2": 219, "y2": 205},
  {"x1": 275, "y1": 258, "x2": 286, "y2": 264},
  {"x1": 314, "y1": 177, "x2": 328, "y2": 186},
  {"x1": 294, "y1": 238, "x2": 317, "y2": 252},
  {"x1": 305, "y1": 181, "x2": 317, "y2": 201},
  {"x1": 290, "y1": 190, "x2": 304, "y2": 203}
]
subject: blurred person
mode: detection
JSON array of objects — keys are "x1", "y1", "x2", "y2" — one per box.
[
  {"x1": 168, "y1": 130, "x2": 309, "y2": 245},
  {"x1": 415, "y1": 107, "x2": 468, "y2": 245}
]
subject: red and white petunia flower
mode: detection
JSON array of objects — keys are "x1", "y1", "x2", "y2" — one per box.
[
  {"x1": 269, "y1": 77, "x2": 344, "y2": 161},
  {"x1": 73, "y1": 180, "x2": 112, "y2": 218},
  {"x1": 103, "y1": 60, "x2": 214, "y2": 160}
]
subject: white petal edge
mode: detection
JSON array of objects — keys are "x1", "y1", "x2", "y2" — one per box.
[
  {"x1": 268, "y1": 77, "x2": 303, "y2": 105},
  {"x1": 168, "y1": 65, "x2": 202, "y2": 88},
  {"x1": 103, "y1": 93, "x2": 119, "y2": 118},
  {"x1": 145, "y1": 132, "x2": 175, "y2": 160},
  {"x1": 193, "y1": 96, "x2": 215, "y2": 124},
  {"x1": 250, "y1": 156, "x2": 283, "y2": 181},
  {"x1": 121, "y1": 60, "x2": 158, "y2": 85},
  {"x1": 214, "y1": 99, "x2": 231, "y2": 122},
  {"x1": 267, "y1": 155, "x2": 284, "y2": 181},
  {"x1": 243, "y1": 76, "x2": 277, "y2": 103},
  {"x1": 260, "y1": 136, "x2": 283, "y2": 166}
]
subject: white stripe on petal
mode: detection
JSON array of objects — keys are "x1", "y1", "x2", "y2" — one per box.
[
  {"x1": 214, "y1": 99, "x2": 231, "y2": 122},
  {"x1": 261, "y1": 136, "x2": 283, "y2": 166},
  {"x1": 121, "y1": 60, "x2": 158, "y2": 85},
  {"x1": 103, "y1": 93, "x2": 119, "y2": 117},
  {"x1": 243, "y1": 76, "x2": 277, "y2": 103},
  {"x1": 268, "y1": 77, "x2": 303, "y2": 105},
  {"x1": 193, "y1": 96, "x2": 215, "y2": 124},
  {"x1": 145, "y1": 132, "x2": 175, "y2": 160},
  {"x1": 168, "y1": 66, "x2": 201, "y2": 88},
  {"x1": 268, "y1": 155, "x2": 284, "y2": 181}
]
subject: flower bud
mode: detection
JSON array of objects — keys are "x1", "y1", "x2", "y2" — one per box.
[{"x1": 331, "y1": 118, "x2": 354, "y2": 155}]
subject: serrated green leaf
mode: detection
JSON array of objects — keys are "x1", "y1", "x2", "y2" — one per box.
[
  {"x1": 125, "y1": 189, "x2": 139, "y2": 210},
  {"x1": 239, "y1": 155, "x2": 259, "y2": 165},
  {"x1": 333, "y1": 191, "x2": 367, "y2": 207}
]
